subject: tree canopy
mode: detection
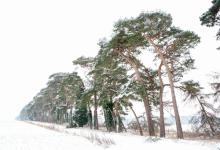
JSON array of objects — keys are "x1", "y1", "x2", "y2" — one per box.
[{"x1": 19, "y1": 10, "x2": 220, "y2": 139}]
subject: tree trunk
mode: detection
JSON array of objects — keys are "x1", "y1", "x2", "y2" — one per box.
[
  {"x1": 161, "y1": 54, "x2": 183, "y2": 139},
  {"x1": 66, "y1": 112, "x2": 68, "y2": 123},
  {"x1": 110, "y1": 96, "x2": 116, "y2": 131},
  {"x1": 115, "y1": 100, "x2": 123, "y2": 133},
  {"x1": 115, "y1": 100, "x2": 120, "y2": 133},
  {"x1": 103, "y1": 109, "x2": 109, "y2": 131},
  {"x1": 69, "y1": 106, "x2": 73, "y2": 127},
  {"x1": 133, "y1": 66, "x2": 155, "y2": 136},
  {"x1": 129, "y1": 104, "x2": 143, "y2": 136},
  {"x1": 143, "y1": 96, "x2": 155, "y2": 136},
  {"x1": 88, "y1": 108, "x2": 93, "y2": 129},
  {"x1": 147, "y1": 37, "x2": 183, "y2": 139},
  {"x1": 158, "y1": 61, "x2": 166, "y2": 137},
  {"x1": 116, "y1": 50, "x2": 155, "y2": 136},
  {"x1": 118, "y1": 115, "x2": 127, "y2": 132},
  {"x1": 94, "y1": 91, "x2": 99, "y2": 130}
]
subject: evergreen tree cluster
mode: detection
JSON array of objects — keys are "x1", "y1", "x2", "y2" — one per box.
[
  {"x1": 19, "y1": 11, "x2": 220, "y2": 138},
  {"x1": 19, "y1": 72, "x2": 88, "y2": 127}
]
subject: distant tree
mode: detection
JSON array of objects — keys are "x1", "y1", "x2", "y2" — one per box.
[
  {"x1": 19, "y1": 72, "x2": 85, "y2": 126},
  {"x1": 47, "y1": 72, "x2": 84, "y2": 125},
  {"x1": 19, "y1": 101, "x2": 35, "y2": 120}
]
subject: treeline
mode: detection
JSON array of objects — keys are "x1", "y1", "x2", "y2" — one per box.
[{"x1": 19, "y1": 11, "x2": 220, "y2": 139}]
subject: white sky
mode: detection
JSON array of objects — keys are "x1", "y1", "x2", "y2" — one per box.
[{"x1": 0, "y1": 0, "x2": 219, "y2": 121}]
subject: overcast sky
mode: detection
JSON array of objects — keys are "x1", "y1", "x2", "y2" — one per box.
[{"x1": 0, "y1": 0, "x2": 219, "y2": 121}]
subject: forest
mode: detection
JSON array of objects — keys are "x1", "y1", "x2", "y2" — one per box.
[{"x1": 19, "y1": 1, "x2": 220, "y2": 139}]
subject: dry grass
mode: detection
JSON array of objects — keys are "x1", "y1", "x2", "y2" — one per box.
[
  {"x1": 26, "y1": 121, "x2": 219, "y2": 145},
  {"x1": 84, "y1": 133, "x2": 115, "y2": 146},
  {"x1": 26, "y1": 121, "x2": 115, "y2": 147}
]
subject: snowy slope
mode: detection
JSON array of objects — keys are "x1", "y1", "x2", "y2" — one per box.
[{"x1": 0, "y1": 121, "x2": 219, "y2": 150}]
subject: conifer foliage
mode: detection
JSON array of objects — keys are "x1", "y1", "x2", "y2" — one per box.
[{"x1": 19, "y1": 11, "x2": 220, "y2": 138}]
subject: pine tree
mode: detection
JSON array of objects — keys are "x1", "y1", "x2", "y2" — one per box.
[
  {"x1": 109, "y1": 28, "x2": 156, "y2": 136},
  {"x1": 116, "y1": 12, "x2": 200, "y2": 138},
  {"x1": 73, "y1": 105, "x2": 88, "y2": 127},
  {"x1": 200, "y1": 0, "x2": 220, "y2": 49},
  {"x1": 73, "y1": 56, "x2": 99, "y2": 129},
  {"x1": 181, "y1": 80, "x2": 219, "y2": 135},
  {"x1": 94, "y1": 42, "x2": 129, "y2": 132}
]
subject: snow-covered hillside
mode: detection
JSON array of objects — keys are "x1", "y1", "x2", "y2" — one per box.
[{"x1": 0, "y1": 121, "x2": 219, "y2": 150}]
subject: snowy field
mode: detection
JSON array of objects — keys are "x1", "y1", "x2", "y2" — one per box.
[{"x1": 0, "y1": 121, "x2": 219, "y2": 150}]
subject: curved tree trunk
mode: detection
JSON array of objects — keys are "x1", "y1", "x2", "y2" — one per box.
[
  {"x1": 129, "y1": 104, "x2": 143, "y2": 136},
  {"x1": 158, "y1": 61, "x2": 166, "y2": 137},
  {"x1": 147, "y1": 37, "x2": 183, "y2": 139},
  {"x1": 116, "y1": 51, "x2": 155, "y2": 136}
]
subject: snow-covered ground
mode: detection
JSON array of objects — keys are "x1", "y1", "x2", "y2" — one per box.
[
  {"x1": 0, "y1": 121, "x2": 219, "y2": 150},
  {"x1": 0, "y1": 121, "x2": 102, "y2": 150}
]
